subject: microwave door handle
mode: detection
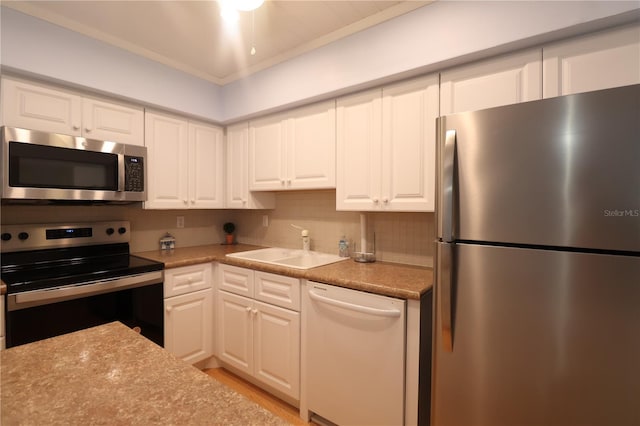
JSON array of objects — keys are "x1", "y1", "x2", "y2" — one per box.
[
  {"x1": 440, "y1": 130, "x2": 457, "y2": 243},
  {"x1": 117, "y1": 154, "x2": 125, "y2": 192}
]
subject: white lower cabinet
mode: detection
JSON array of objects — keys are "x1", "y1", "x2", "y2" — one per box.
[
  {"x1": 164, "y1": 263, "x2": 214, "y2": 364},
  {"x1": 217, "y1": 264, "x2": 300, "y2": 401}
]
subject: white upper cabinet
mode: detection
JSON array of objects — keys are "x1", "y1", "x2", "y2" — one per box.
[
  {"x1": 145, "y1": 111, "x2": 224, "y2": 209},
  {"x1": 543, "y1": 24, "x2": 640, "y2": 98},
  {"x1": 337, "y1": 74, "x2": 439, "y2": 212},
  {"x1": 440, "y1": 49, "x2": 542, "y2": 115},
  {"x1": 188, "y1": 121, "x2": 225, "y2": 208},
  {"x1": 1, "y1": 77, "x2": 143, "y2": 145},
  {"x1": 225, "y1": 123, "x2": 275, "y2": 209},
  {"x1": 249, "y1": 100, "x2": 336, "y2": 191}
]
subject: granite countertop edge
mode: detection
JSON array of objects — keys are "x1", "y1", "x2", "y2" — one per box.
[{"x1": 134, "y1": 243, "x2": 433, "y2": 300}]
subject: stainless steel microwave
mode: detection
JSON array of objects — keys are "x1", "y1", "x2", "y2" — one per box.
[{"x1": 1, "y1": 126, "x2": 147, "y2": 203}]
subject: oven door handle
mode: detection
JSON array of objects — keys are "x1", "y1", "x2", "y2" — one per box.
[{"x1": 9, "y1": 271, "x2": 163, "y2": 311}]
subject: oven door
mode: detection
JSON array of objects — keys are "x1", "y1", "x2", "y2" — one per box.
[{"x1": 5, "y1": 271, "x2": 164, "y2": 348}]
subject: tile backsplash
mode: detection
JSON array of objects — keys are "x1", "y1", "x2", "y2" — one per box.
[{"x1": 0, "y1": 190, "x2": 434, "y2": 267}]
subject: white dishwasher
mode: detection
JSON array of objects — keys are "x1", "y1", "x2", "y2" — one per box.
[{"x1": 303, "y1": 281, "x2": 406, "y2": 426}]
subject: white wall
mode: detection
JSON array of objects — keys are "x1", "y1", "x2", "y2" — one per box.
[
  {"x1": 0, "y1": 6, "x2": 224, "y2": 122},
  {"x1": 220, "y1": 0, "x2": 640, "y2": 121},
  {"x1": 1, "y1": 2, "x2": 639, "y2": 122}
]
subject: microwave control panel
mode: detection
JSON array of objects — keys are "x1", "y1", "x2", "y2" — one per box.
[{"x1": 124, "y1": 156, "x2": 144, "y2": 192}]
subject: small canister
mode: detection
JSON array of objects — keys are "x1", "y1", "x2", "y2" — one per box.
[{"x1": 160, "y1": 232, "x2": 176, "y2": 250}]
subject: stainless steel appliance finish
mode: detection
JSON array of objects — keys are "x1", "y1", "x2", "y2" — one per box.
[
  {"x1": 1, "y1": 126, "x2": 146, "y2": 203},
  {"x1": 434, "y1": 85, "x2": 640, "y2": 426},
  {"x1": 1, "y1": 221, "x2": 164, "y2": 348}
]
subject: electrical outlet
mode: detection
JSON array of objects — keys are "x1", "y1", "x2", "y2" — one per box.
[
  {"x1": 177, "y1": 216, "x2": 184, "y2": 228},
  {"x1": 262, "y1": 215, "x2": 269, "y2": 227}
]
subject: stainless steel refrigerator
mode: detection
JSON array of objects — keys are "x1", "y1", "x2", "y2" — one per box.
[{"x1": 433, "y1": 84, "x2": 640, "y2": 426}]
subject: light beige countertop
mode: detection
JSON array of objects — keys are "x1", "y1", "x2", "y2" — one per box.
[
  {"x1": 0, "y1": 321, "x2": 288, "y2": 426},
  {"x1": 135, "y1": 244, "x2": 432, "y2": 300}
]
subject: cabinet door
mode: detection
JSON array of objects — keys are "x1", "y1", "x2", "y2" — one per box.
[
  {"x1": 217, "y1": 291, "x2": 253, "y2": 375},
  {"x1": 81, "y1": 97, "x2": 144, "y2": 146},
  {"x1": 164, "y1": 263, "x2": 212, "y2": 298},
  {"x1": 440, "y1": 49, "x2": 542, "y2": 115},
  {"x1": 226, "y1": 123, "x2": 250, "y2": 208},
  {"x1": 219, "y1": 264, "x2": 254, "y2": 297},
  {"x1": 249, "y1": 113, "x2": 287, "y2": 190},
  {"x1": 336, "y1": 89, "x2": 383, "y2": 211},
  {"x1": 1, "y1": 78, "x2": 82, "y2": 135},
  {"x1": 254, "y1": 271, "x2": 301, "y2": 311},
  {"x1": 164, "y1": 288, "x2": 214, "y2": 364},
  {"x1": 189, "y1": 122, "x2": 224, "y2": 208},
  {"x1": 382, "y1": 74, "x2": 439, "y2": 212},
  {"x1": 543, "y1": 24, "x2": 640, "y2": 98},
  {"x1": 287, "y1": 100, "x2": 336, "y2": 190},
  {"x1": 226, "y1": 123, "x2": 276, "y2": 209},
  {"x1": 253, "y1": 300, "x2": 300, "y2": 399},
  {"x1": 144, "y1": 111, "x2": 188, "y2": 209}
]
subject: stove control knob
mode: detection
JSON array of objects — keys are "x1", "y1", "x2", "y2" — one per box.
[
  {"x1": 18, "y1": 232, "x2": 29, "y2": 241},
  {"x1": 106, "y1": 228, "x2": 115, "y2": 235},
  {"x1": 1, "y1": 232, "x2": 11, "y2": 241},
  {"x1": 118, "y1": 227, "x2": 127, "y2": 235}
]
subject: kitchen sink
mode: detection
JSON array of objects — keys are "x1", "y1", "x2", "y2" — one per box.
[{"x1": 226, "y1": 247, "x2": 348, "y2": 270}]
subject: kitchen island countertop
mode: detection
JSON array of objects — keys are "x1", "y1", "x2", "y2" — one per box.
[
  {"x1": 0, "y1": 321, "x2": 288, "y2": 425},
  {"x1": 135, "y1": 243, "x2": 432, "y2": 300}
]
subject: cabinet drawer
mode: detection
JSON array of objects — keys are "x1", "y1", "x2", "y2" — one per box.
[
  {"x1": 254, "y1": 271, "x2": 300, "y2": 311},
  {"x1": 219, "y1": 264, "x2": 254, "y2": 297},
  {"x1": 164, "y1": 263, "x2": 212, "y2": 298}
]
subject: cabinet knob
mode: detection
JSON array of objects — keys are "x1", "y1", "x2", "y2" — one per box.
[
  {"x1": 252, "y1": 309, "x2": 258, "y2": 316},
  {"x1": 280, "y1": 180, "x2": 285, "y2": 186},
  {"x1": 383, "y1": 197, "x2": 389, "y2": 204},
  {"x1": 245, "y1": 306, "x2": 252, "y2": 313},
  {"x1": 72, "y1": 125, "x2": 80, "y2": 131},
  {"x1": 373, "y1": 197, "x2": 379, "y2": 204},
  {"x1": 183, "y1": 199, "x2": 188, "y2": 204},
  {"x1": 85, "y1": 128, "x2": 91, "y2": 133},
  {"x1": 166, "y1": 306, "x2": 173, "y2": 313},
  {"x1": 287, "y1": 179, "x2": 291, "y2": 185},
  {"x1": 191, "y1": 200, "x2": 195, "y2": 204}
]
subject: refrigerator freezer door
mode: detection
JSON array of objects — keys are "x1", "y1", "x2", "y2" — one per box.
[
  {"x1": 437, "y1": 84, "x2": 640, "y2": 252},
  {"x1": 433, "y1": 242, "x2": 640, "y2": 426}
]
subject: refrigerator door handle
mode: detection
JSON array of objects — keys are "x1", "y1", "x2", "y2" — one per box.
[
  {"x1": 440, "y1": 129, "x2": 457, "y2": 242},
  {"x1": 437, "y1": 242, "x2": 454, "y2": 352}
]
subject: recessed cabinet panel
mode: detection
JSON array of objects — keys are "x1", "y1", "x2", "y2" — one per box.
[
  {"x1": 249, "y1": 114, "x2": 287, "y2": 189},
  {"x1": 1, "y1": 78, "x2": 143, "y2": 146},
  {"x1": 254, "y1": 271, "x2": 301, "y2": 311},
  {"x1": 82, "y1": 97, "x2": 144, "y2": 146},
  {"x1": 287, "y1": 101, "x2": 336, "y2": 189},
  {"x1": 217, "y1": 291, "x2": 253, "y2": 375},
  {"x1": 189, "y1": 122, "x2": 224, "y2": 208},
  {"x1": 543, "y1": 24, "x2": 640, "y2": 98},
  {"x1": 383, "y1": 76, "x2": 438, "y2": 211},
  {"x1": 164, "y1": 263, "x2": 212, "y2": 298},
  {"x1": 337, "y1": 75, "x2": 438, "y2": 212},
  {"x1": 249, "y1": 100, "x2": 336, "y2": 191},
  {"x1": 145, "y1": 112, "x2": 223, "y2": 210},
  {"x1": 164, "y1": 288, "x2": 213, "y2": 365},
  {"x1": 336, "y1": 89, "x2": 382, "y2": 210},
  {"x1": 440, "y1": 49, "x2": 542, "y2": 115},
  {"x1": 144, "y1": 112, "x2": 188, "y2": 209},
  {"x1": 253, "y1": 300, "x2": 300, "y2": 398},
  {"x1": 226, "y1": 123, "x2": 276, "y2": 209},
  {"x1": 219, "y1": 264, "x2": 255, "y2": 298}
]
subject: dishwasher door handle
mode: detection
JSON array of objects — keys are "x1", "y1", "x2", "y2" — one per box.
[{"x1": 308, "y1": 289, "x2": 402, "y2": 318}]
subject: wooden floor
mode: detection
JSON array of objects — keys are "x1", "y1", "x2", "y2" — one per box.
[{"x1": 205, "y1": 368, "x2": 311, "y2": 425}]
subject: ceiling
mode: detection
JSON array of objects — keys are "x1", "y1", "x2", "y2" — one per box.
[{"x1": 4, "y1": 1, "x2": 430, "y2": 85}]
